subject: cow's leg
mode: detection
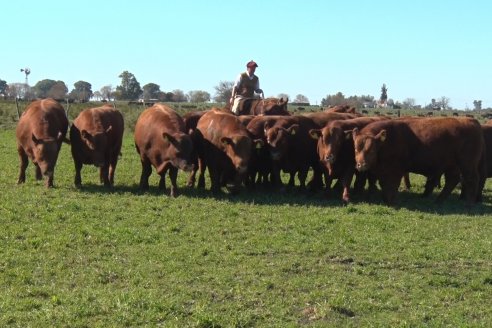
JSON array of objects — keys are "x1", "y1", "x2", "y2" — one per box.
[
  {"x1": 74, "y1": 161, "x2": 83, "y2": 187},
  {"x1": 197, "y1": 158, "x2": 206, "y2": 189},
  {"x1": 17, "y1": 148, "x2": 28, "y2": 184},
  {"x1": 45, "y1": 171, "x2": 54, "y2": 188},
  {"x1": 208, "y1": 166, "x2": 221, "y2": 193},
  {"x1": 168, "y1": 166, "x2": 179, "y2": 197},
  {"x1": 401, "y1": 173, "x2": 411, "y2": 191},
  {"x1": 459, "y1": 167, "x2": 479, "y2": 205},
  {"x1": 108, "y1": 159, "x2": 118, "y2": 186},
  {"x1": 34, "y1": 163, "x2": 42, "y2": 180},
  {"x1": 423, "y1": 175, "x2": 439, "y2": 197},
  {"x1": 353, "y1": 171, "x2": 366, "y2": 194},
  {"x1": 380, "y1": 174, "x2": 401, "y2": 205},
  {"x1": 186, "y1": 157, "x2": 198, "y2": 188},
  {"x1": 436, "y1": 169, "x2": 460, "y2": 203},
  {"x1": 341, "y1": 170, "x2": 355, "y2": 204},
  {"x1": 100, "y1": 164, "x2": 110, "y2": 187},
  {"x1": 158, "y1": 165, "x2": 169, "y2": 191},
  {"x1": 139, "y1": 158, "x2": 152, "y2": 190}
]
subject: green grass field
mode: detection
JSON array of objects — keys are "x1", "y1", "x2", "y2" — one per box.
[{"x1": 1, "y1": 102, "x2": 492, "y2": 327}]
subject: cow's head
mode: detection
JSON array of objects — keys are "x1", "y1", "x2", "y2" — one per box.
[
  {"x1": 352, "y1": 128, "x2": 386, "y2": 172},
  {"x1": 31, "y1": 131, "x2": 64, "y2": 178},
  {"x1": 262, "y1": 97, "x2": 290, "y2": 116},
  {"x1": 162, "y1": 131, "x2": 195, "y2": 172},
  {"x1": 80, "y1": 126, "x2": 113, "y2": 167},
  {"x1": 220, "y1": 135, "x2": 254, "y2": 174},
  {"x1": 264, "y1": 122, "x2": 299, "y2": 160},
  {"x1": 309, "y1": 125, "x2": 346, "y2": 165}
]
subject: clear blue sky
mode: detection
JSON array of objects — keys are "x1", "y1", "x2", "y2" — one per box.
[{"x1": 1, "y1": 0, "x2": 491, "y2": 109}]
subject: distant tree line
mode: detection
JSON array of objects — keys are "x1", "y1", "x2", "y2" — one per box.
[{"x1": 0, "y1": 75, "x2": 488, "y2": 110}]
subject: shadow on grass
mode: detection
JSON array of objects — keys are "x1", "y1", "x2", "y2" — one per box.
[{"x1": 72, "y1": 182, "x2": 492, "y2": 215}]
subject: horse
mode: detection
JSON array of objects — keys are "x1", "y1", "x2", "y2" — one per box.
[{"x1": 227, "y1": 97, "x2": 290, "y2": 116}]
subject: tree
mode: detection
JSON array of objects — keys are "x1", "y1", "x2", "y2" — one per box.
[
  {"x1": 92, "y1": 91, "x2": 102, "y2": 101},
  {"x1": 7, "y1": 83, "x2": 32, "y2": 100},
  {"x1": 402, "y1": 98, "x2": 416, "y2": 109},
  {"x1": 0, "y1": 79, "x2": 7, "y2": 98},
  {"x1": 439, "y1": 96, "x2": 450, "y2": 110},
  {"x1": 213, "y1": 81, "x2": 234, "y2": 103},
  {"x1": 70, "y1": 80, "x2": 93, "y2": 102},
  {"x1": 473, "y1": 100, "x2": 482, "y2": 111},
  {"x1": 100, "y1": 85, "x2": 114, "y2": 101},
  {"x1": 187, "y1": 90, "x2": 211, "y2": 103},
  {"x1": 115, "y1": 71, "x2": 142, "y2": 100},
  {"x1": 33, "y1": 79, "x2": 58, "y2": 98},
  {"x1": 47, "y1": 81, "x2": 68, "y2": 99},
  {"x1": 380, "y1": 84, "x2": 388, "y2": 104},
  {"x1": 321, "y1": 92, "x2": 346, "y2": 107},
  {"x1": 171, "y1": 89, "x2": 187, "y2": 102},
  {"x1": 142, "y1": 83, "x2": 161, "y2": 100},
  {"x1": 293, "y1": 94, "x2": 310, "y2": 104}
]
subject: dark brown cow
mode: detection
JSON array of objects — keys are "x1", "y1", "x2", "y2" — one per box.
[
  {"x1": 70, "y1": 105, "x2": 124, "y2": 187},
  {"x1": 227, "y1": 97, "x2": 290, "y2": 116},
  {"x1": 134, "y1": 104, "x2": 198, "y2": 197},
  {"x1": 196, "y1": 109, "x2": 263, "y2": 193},
  {"x1": 260, "y1": 115, "x2": 323, "y2": 190},
  {"x1": 309, "y1": 116, "x2": 389, "y2": 203},
  {"x1": 16, "y1": 98, "x2": 69, "y2": 187},
  {"x1": 352, "y1": 117, "x2": 485, "y2": 205},
  {"x1": 183, "y1": 110, "x2": 208, "y2": 132}
]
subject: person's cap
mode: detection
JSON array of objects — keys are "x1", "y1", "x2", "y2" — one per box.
[{"x1": 246, "y1": 60, "x2": 258, "y2": 68}]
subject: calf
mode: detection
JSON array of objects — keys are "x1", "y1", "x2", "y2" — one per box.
[
  {"x1": 352, "y1": 117, "x2": 484, "y2": 205},
  {"x1": 16, "y1": 99, "x2": 69, "y2": 187},
  {"x1": 134, "y1": 104, "x2": 198, "y2": 197},
  {"x1": 196, "y1": 109, "x2": 262, "y2": 193},
  {"x1": 70, "y1": 105, "x2": 124, "y2": 187}
]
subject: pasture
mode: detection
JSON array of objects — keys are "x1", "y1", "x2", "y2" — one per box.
[{"x1": 1, "y1": 101, "x2": 492, "y2": 327}]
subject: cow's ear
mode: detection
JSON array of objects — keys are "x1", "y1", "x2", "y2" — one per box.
[
  {"x1": 287, "y1": 124, "x2": 299, "y2": 135},
  {"x1": 162, "y1": 132, "x2": 176, "y2": 145},
  {"x1": 221, "y1": 137, "x2": 233, "y2": 146},
  {"x1": 81, "y1": 130, "x2": 90, "y2": 140},
  {"x1": 344, "y1": 129, "x2": 353, "y2": 140},
  {"x1": 32, "y1": 133, "x2": 41, "y2": 145},
  {"x1": 352, "y1": 127, "x2": 359, "y2": 138},
  {"x1": 376, "y1": 130, "x2": 387, "y2": 142},
  {"x1": 105, "y1": 125, "x2": 113, "y2": 133},
  {"x1": 309, "y1": 129, "x2": 321, "y2": 140},
  {"x1": 254, "y1": 139, "x2": 264, "y2": 149}
]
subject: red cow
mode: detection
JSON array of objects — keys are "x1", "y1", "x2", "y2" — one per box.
[
  {"x1": 70, "y1": 105, "x2": 124, "y2": 187},
  {"x1": 309, "y1": 116, "x2": 389, "y2": 202},
  {"x1": 134, "y1": 104, "x2": 198, "y2": 197},
  {"x1": 352, "y1": 117, "x2": 485, "y2": 205},
  {"x1": 16, "y1": 99, "x2": 69, "y2": 187},
  {"x1": 196, "y1": 109, "x2": 263, "y2": 193}
]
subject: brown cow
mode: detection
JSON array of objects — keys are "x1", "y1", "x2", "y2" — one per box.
[
  {"x1": 134, "y1": 104, "x2": 198, "y2": 197},
  {"x1": 70, "y1": 105, "x2": 124, "y2": 187},
  {"x1": 196, "y1": 109, "x2": 263, "y2": 193},
  {"x1": 309, "y1": 116, "x2": 389, "y2": 203},
  {"x1": 352, "y1": 117, "x2": 485, "y2": 205},
  {"x1": 16, "y1": 99, "x2": 69, "y2": 187},
  {"x1": 260, "y1": 115, "x2": 323, "y2": 190}
]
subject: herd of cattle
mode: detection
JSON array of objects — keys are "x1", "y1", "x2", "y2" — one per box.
[{"x1": 15, "y1": 98, "x2": 492, "y2": 205}]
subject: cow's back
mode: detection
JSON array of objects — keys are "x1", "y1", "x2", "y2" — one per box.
[
  {"x1": 135, "y1": 104, "x2": 185, "y2": 143},
  {"x1": 73, "y1": 105, "x2": 124, "y2": 135},
  {"x1": 197, "y1": 109, "x2": 248, "y2": 145},
  {"x1": 17, "y1": 99, "x2": 68, "y2": 143}
]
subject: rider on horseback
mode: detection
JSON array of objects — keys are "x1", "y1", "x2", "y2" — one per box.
[{"x1": 230, "y1": 60, "x2": 264, "y2": 115}]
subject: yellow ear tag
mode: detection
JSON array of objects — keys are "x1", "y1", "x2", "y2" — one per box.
[
  {"x1": 256, "y1": 142, "x2": 262, "y2": 149},
  {"x1": 291, "y1": 129, "x2": 296, "y2": 135}
]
